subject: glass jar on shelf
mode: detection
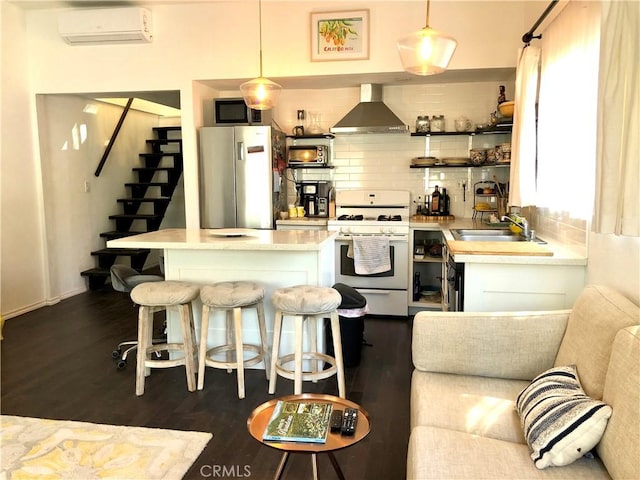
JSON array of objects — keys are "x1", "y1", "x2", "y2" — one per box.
[
  {"x1": 415, "y1": 116, "x2": 430, "y2": 133},
  {"x1": 430, "y1": 115, "x2": 445, "y2": 132}
]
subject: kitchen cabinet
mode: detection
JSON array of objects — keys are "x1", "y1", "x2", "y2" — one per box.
[
  {"x1": 409, "y1": 228, "x2": 445, "y2": 314},
  {"x1": 462, "y1": 262, "x2": 585, "y2": 312}
]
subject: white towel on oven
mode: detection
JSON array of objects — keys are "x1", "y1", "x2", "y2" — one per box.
[{"x1": 349, "y1": 235, "x2": 391, "y2": 275}]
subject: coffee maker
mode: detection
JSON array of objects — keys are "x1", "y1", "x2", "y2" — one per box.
[{"x1": 299, "y1": 181, "x2": 331, "y2": 217}]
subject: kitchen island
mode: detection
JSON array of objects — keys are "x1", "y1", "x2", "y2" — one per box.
[{"x1": 107, "y1": 228, "x2": 337, "y2": 370}]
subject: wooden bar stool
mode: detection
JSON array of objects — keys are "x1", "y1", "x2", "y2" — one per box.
[
  {"x1": 268, "y1": 285, "x2": 345, "y2": 398},
  {"x1": 198, "y1": 281, "x2": 270, "y2": 399},
  {"x1": 130, "y1": 281, "x2": 199, "y2": 396}
]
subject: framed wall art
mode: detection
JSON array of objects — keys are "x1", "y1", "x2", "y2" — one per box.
[{"x1": 310, "y1": 10, "x2": 370, "y2": 62}]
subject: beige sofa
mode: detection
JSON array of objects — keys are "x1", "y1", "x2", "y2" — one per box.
[{"x1": 407, "y1": 285, "x2": 639, "y2": 479}]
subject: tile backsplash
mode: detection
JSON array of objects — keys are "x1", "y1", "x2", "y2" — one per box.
[{"x1": 294, "y1": 134, "x2": 511, "y2": 219}]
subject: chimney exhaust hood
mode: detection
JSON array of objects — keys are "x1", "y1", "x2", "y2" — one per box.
[{"x1": 330, "y1": 84, "x2": 409, "y2": 134}]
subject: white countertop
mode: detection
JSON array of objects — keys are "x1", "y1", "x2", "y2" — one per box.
[
  {"x1": 410, "y1": 217, "x2": 587, "y2": 266},
  {"x1": 107, "y1": 228, "x2": 337, "y2": 251}
]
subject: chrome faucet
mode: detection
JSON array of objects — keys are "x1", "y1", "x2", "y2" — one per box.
[{"x1": 501, "y1": 215, "x2": 531, "y2": 240}]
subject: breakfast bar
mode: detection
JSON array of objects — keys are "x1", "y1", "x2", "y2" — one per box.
[{"x1": 107, "y1": 228, "x2": 337, "y2": 368}]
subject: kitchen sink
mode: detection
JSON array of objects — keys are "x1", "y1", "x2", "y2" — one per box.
[{"x1": 451, "y1": 229, "x2": 547, "y2": 244}]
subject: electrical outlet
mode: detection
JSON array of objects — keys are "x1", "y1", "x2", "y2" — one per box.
[{"x1": 84, "y1": 180, "x2": 90, "y2": 193}]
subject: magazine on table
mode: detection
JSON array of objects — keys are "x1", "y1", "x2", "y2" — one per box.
[{"x1": 262, "y1": 400, "x2": 333, "y2": 443}]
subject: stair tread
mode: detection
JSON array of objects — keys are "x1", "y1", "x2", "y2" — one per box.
[
  {"x1": 81, "y1": 268, "x2": 110, "y2": 276},
  {"x1": 132, "y1": 167, "x2": 179, "y2": 172},
  {"x1": 100, "y1": 231, "x2": 146, "y2": 238},
  {"x1": 91, "y1": 248, "x2": 150, "y2": 255},
  {"x1": 117, "y1": 197, "x2": 171, "y2": 203},
  {"x1": 146, "y1": 139, "x2": 182, "y2": 144},
  {"x1": 153, "y1": 126, "x2": 181, "y2": 131},
  {"x1": 109, "y1": 213, "x2": 162, "y2": 219},
  {"x1": 139, "y1": 152, "x2": 182, "y2": 158},
  {"x1": 125, "y1": 182, "x2": 171, "y2": 187}
]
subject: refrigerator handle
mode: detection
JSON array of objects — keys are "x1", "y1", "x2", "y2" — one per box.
[{"x1": 237, "y1": 142, "x2": 245, "y2": 161}]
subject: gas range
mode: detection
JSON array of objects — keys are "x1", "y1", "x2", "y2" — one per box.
[
  {"x1": 328, "y1": 189, "x2": 411, "y2": 317},
  {"x1": 328, "y1": 190, "x2": 410, "y2": 236},
  {"x1": 337, "y1": 214, "x2": 404, "y2": 222}
]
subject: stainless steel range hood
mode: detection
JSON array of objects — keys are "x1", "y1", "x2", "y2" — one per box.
[{"x1": 330, "y1": 84, "x2": 409, "y2": 134}]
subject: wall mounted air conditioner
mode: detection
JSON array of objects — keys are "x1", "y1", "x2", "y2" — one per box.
[{"x1": 58, "y1": 7, "x2": 153, "y2": 45}]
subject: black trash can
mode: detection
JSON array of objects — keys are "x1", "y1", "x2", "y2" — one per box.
[{"x1": 325, "y1": 283, "x2": 368, "y2": 368}]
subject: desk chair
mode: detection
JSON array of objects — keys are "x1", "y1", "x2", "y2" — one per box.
[{"x1": 110, "y1": 264, "x2": 164, "y2": 370}]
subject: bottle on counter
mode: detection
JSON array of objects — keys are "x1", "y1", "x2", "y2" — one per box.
[
  {"x1": 413, "y1": 272, "x2": 421, "y2": 301},
  {"x1": 431, "y1": 186, "x2": 440, "y2": 214},
  {"x1": 440, "y1": 187, "x2": 450, "y2": 215}
]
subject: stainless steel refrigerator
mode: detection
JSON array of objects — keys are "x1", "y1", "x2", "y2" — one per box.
[{"x1": 199, "y1": 126, "x2": 285, "y2": 229}]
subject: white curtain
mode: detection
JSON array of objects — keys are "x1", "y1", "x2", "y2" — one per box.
[
  {"x1": 509, "y1": 46, "x2": 540, "y2": 208},
  {"x1": 536, "y1": 1, "x2": 601, "y2": 220},
  {"x1": 592, "y1": 0, "x2": 640, "y2": 236}
]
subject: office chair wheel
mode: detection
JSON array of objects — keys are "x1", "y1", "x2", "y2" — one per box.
[
  {"x1": 112, "y1": 349, "x2": 121, "y2": 360},
  {"x1": 116, "y1": 359, "x2": 127, "y2": 370}
]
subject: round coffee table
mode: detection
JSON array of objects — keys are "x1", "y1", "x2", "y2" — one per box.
[{"x1": 247, "y1": 393, "x2": 371, "y2": 480}]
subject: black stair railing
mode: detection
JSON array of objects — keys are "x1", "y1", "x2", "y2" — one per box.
[{"x1": 94, "y1": 97, "x2": 134, "y2": 177}]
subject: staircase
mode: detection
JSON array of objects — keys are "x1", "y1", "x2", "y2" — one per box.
[{"x1": 81, "y1": 126, "x2": 183, "y2": 290}]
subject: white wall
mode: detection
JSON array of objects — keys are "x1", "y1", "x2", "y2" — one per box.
[
  {"x1": 24, "y1": 2, "x2": 527, "y2": 93},
  {"x1": 587, "y1": 233, "x2": 640, "y2": 304},
  {"x1": 1, "y1": 2, "x2": 47, "y2": 316}
]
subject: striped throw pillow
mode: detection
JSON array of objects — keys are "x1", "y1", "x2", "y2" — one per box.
[{"x1": 515, "y1": 365, "x2": 612, "y2": 469}]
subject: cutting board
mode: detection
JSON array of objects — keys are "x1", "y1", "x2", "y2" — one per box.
[
  {"x1": 411, "y1": 215, "x2": 455, "y2": 222},
  {"x1": 448, "y1": 240, "x2": 553, "y2": 256}
]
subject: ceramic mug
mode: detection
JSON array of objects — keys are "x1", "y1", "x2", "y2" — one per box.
[{"x1": 292, "y1": 125, "x2": 305, "y2": 136}]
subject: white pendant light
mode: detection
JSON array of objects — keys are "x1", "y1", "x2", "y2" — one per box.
[
  {"x1": 240, "y1": 0, "x2": 282, "y2": 110},
  {"x1": 397, "y1": 0, "x2": 457, "y2": 75}
]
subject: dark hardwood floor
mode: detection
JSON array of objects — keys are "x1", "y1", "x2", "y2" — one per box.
[{"x1": 1, "y1": 288, "x2": 413, "y2": 479}]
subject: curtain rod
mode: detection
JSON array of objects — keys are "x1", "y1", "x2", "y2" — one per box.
[{"x1": 522, "y1": 0, "x2": 559, "y2": 44}]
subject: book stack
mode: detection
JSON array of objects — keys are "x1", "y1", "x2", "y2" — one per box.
[{"x1": 263, "y1": 400, "x2": 332, "y2": 444}]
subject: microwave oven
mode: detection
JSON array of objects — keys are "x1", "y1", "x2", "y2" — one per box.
[
  {"x1": 214, "y1": 98, "x2": 272, "y2": 126},
  {"x1": 287, "y1": 145, "x2": 329, "y2": 167}
]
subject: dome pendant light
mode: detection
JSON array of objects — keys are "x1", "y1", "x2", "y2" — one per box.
[
  {"x1": 240, "y1": 0, "x2": 282, "y2": 110},
  {"x1": 397, "y1": 0, "x2": 457, "y2": 75}
]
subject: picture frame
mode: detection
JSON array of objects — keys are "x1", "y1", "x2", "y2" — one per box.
[{"x1": 310, "y1": 10, "x2": 370, "y2": 62}]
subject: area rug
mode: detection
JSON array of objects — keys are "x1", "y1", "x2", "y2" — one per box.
[{"x1": 0, "y1": 415, "x2": 212, "y2": 479}]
